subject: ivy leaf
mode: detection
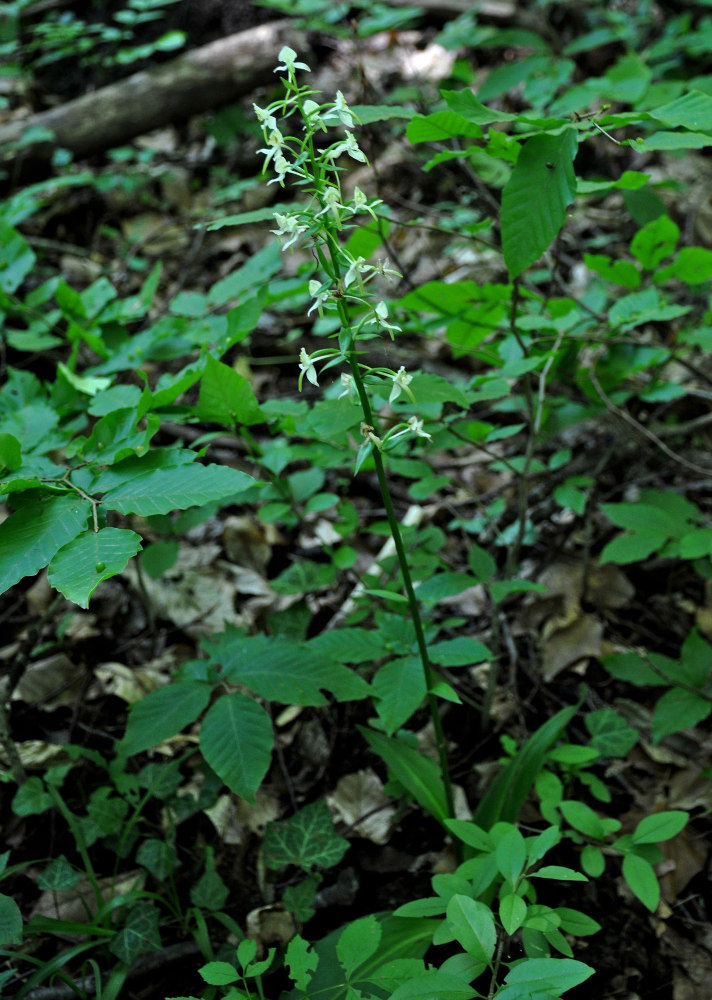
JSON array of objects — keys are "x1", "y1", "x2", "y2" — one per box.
[
  {"x1": 110, "y1": 902, "x2": 161, "y2": 965},
  {"x1": 262, "y1": 800, "x2": 349, "y2": 872}
]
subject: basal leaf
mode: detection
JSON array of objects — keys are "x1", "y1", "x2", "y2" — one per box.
[
  {"x1": 200, "y1": 692, "x2": 273, "y2": 803},
  {"x1": 48, "y1": 527, "x2": 142, "y2": 608},
  {"x1": 359, "y1": 727, "x2": 450, "y2": 825},
  {"x1": 501, "y1": 127, "x2": 578, "y2": 279},
  {"x1": 0, "y1": 495, "x2": 91, "y2": 596}
]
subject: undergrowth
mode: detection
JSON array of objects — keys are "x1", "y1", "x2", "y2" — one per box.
[{"x1": 1, "y1": 1, "x2": 712, "y2": 998}]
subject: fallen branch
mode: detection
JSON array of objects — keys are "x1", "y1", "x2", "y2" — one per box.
[{"x1": 1, "y1": 20, "x2": 308, "y2": 166}]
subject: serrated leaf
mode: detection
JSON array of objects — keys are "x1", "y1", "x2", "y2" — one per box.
[
  {"x1": 0, "y1": 495, "x2": 91, "y2": 596},
  {"x1": 262, "y1": 800, "x2": 349, "y2": 872},
  {"x1": 120, "y1": 680, "x2": 211, "y2": 756},
  {"x1": 196, "y1": 354, "x2": 264, "y2": 426},
  {"x1": 501, "y1": 127, "x2": 578, "y2": 279},
  {"x1": 48, "y1": 527, "x2": 142, "y2": 608},
  {"x1": 205, "y1": 627, "x2": 371, "y2": 704},
  {"x1": 648, "y1": 89, "x2": 712, "y2": 131},
  {"x1": 102, "y1": 463, "x2": 254, "y2": 515},
  {"x1": 373, "y1": 656, "x2": 425, "y2": 734},
  {"x1": 407, "y1": 111, "x2": 483, "y2": 144},
  {"x1": 286, "y1": 935, "x2": 319, "y2": 992},
  {"x1": 200, "y1": 692, "x2": 273, "y2": 804}
]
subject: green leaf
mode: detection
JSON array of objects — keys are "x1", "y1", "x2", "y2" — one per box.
[
  {"x1": 120, "y1": 681, "x2": 211, "y2": 756},
  {"x1": 360, "y1": 727, "x2": 450, "y2": 825},
  {"x1": 407, "y1": 111, "x2": 483, "y2": 144},
  {"x1": 206, "y1": 628, "x2": 370, "y2": 704},
  {"x1": 48, "y1": 527, "x2": 142, "y2": 608},
  {"x1": 136, "y1": 839, "x2": 176, "y2": 881},
  {"x1": 474, "y1": 704, "x2": 578, "y2": 829},
  {"x1": 373, "y1": 656, "x2": 426, "y2": 734},
  {"x1": 102, "y1": 463, "x2": 254, "y2": 515},
  {"x1": 559, "y1": 800, "x2": 606, "y2": 840},
  {"x1": 446, "y1": 895, "x2": 496, "y2": 964},
  {"x1": 497, "y1": 958, "x2": 594, "y2": 998},
  {"x1": 0, "y1": 433, "x2": 21, "y2": 472},
  {"x1": 305, "y1": 628, "x2": 386, "y2": 664},
  {"x1": 11, "y1": 777, "x2": 52, "y2": 816},
  {"x1": 200, "y1": 692, "x2": 273, "y2": 804},
  {"x1": 428, "y1": 637, "x2": 492, "y2": 666},
  {"x1": 196, "y1": 354, "x2": 265, "y2": 426},
  {"x1": 441, "y1": 90, "x2": 516, "y2": 124},
  {"x1": 262, "y1": 800, "x2": 349, "y2": 872},
  {"x1": 501, "y1": 128, "x2": 578, "y2": 279},
  {"x1": 632, "y1": 811, "x2": 687, "y2": 844},
  {"x1": 286, "y1": 935, "x2": 319, "y2": 992},
  {"x1": 0, "y1": 495, "x2": 91, "y2": 596},
  {"x1": 600, "y1": 650, "x2": 667, "y2": 686},
  {"x1": 580, "y1": 844, "x2": 605, "y2": 878},
  {"x1": 585, "y1": 709, "x2": 639, "y2": 757},
  {"x1": 337, "y1": 915, "x2": 381, "y2": 978},
  {"x1": 109, "y1": 902, "x2": 161, "y2": 965},
  {"x1": 199, "y1": 961, "x2": 239, "y2": 986},
  {"x1": 622, "y1": 852, "x2": 659, "y2": 912},
  {"x1": 531, "y1": 866, "x2": 588, "y2": 881},
  {"x1": 599, "y1": 530, "x2": 667, "y2": 564},
  {"x1": 652, "y1": 688, "x2": 711, "y2": 743},
  {"x1": 500, "y1": 893, "x2": 527, "y2": 935},
  {"x1": 390, "y1": 970, "x2": 477, "y2": 1000},
  {"x1": 555, "y1": 908, "x2": 601, "y2": 936},
  {"x1": 648, "y1": 89, "x2": 712, "y2": 131},
  {"x1": 0, "y1": 220, "x2": 35, "y2": 294},
  {"x1": 630, "y1": 215, "x2": 679, "y2": 269},
  {"x1": 495, "y1": 826, "x2": 526, "y2": 887},
  {"x1": 207, "y1": 242, "x2": 281, "y2": 306},
  {"x1": 0, "y1": 894, "x2": 22, "y2": 945}
]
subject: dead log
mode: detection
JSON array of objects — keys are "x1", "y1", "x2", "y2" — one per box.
[{"x1": 0, "y1": 20, "x2": 309, "y2": 165}]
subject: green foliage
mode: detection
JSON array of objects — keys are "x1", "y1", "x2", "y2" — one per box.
[{"x1": 4, "y1": 5, "x2": 710, "y2": 998}]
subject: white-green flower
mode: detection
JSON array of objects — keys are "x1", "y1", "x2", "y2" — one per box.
[
  {"x1": 407, "y1": 416, "x2": 431, "y2": 440},
  {"x1": 302, "y1": 99, "x2": 327, "y2": 132},
  {"x1": 307, "y1": 279, "x2": 331, "y2": 315},
  {"x1": 389, "y1": 366, "x2": 414, "y2": 404},
  {"x1": 339, "y1": 372, "x2": 356, "y2": 400},
  {"x1": 271, "y1": 213, "x2": 308, "y2": 251},
  {"x1": 327, "y1": 91, "x2": 355, "y2": 127},
  {"x1": 269, "y1": 151, "x2": 300, "y2": 186},
  {"x1": 298, "y1": 347, "x2": 319, "y2": 389},
  {"x1": 257, "y1": 127, "x2": 286, "y2": 170},
  {"x1": 343, "y1": 255, "x2": 374, "y2": 289},
  {"x1": 350, "y1": 186, "x2": 382, "y2": 220},
  {"x1": 374, "y1": 258, "x2": 402, "y2": 281},
  {"x1": 369, "y1": 300, "x2": 401, "y2": 338},
  {"x1": 253, "y1": 103, "x2": 277, "y2": 133},
  {"x1": 316, "y1": 186, "x2": 346, "y2": 223},
  {"x1": 325, "y1": 130, "x2": 367, "y2": 163},
  {"x1": 275, "y1": 46, "x2": 310, "y2": 75}
]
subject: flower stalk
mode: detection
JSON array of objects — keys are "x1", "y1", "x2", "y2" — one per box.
[{"x1": 255, "y1": 47, "x2": 456, "y2": 822}]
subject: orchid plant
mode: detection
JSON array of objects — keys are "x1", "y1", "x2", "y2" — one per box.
[{"x1": 255, "y1": 46, "x2": 455, "y2": 819}]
